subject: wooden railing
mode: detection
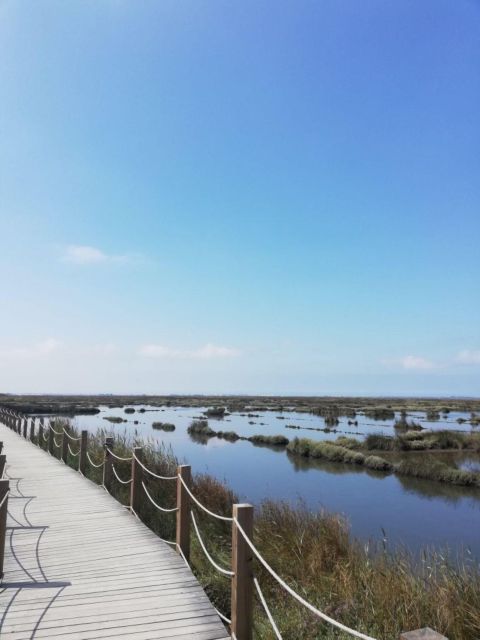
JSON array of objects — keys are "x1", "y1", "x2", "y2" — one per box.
[{"x1": 0, "y1": 407, "x2": 448, "y2": 640}]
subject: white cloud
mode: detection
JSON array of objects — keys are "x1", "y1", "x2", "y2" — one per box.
[
  {"x1": 399, "y1": 355, "x2": 436, "y2": 370},
  {"x1": 0, "y1": 338, "x2": 61, "y2": 359},
  {"x1": 456, "y1": 350, "x2": 480, "y2": 365},
  {"x1": 138, "y1": 343, "x2": 241, "y2": 360},
  {"x1": 62, "y1": 245, "x2": 134, "y2": 265}
]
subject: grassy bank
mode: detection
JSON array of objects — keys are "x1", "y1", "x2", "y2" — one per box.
[
  {"x1": 35, "y1": 419, "x2": 480, "y2": 640},
  {"x1": 287, "y1": 434, "x2": 480, "y2": 487},
  {"x1": 186, "y1": 419, "x2": 480, "y2": 488}
]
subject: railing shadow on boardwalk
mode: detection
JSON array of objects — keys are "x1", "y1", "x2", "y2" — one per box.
[
  {"x1": 0, "y1": 462, "x2": 71, "y2": 638},
  {"x1": 0, "y1": 407, "x2": 448, "y2": 640}
]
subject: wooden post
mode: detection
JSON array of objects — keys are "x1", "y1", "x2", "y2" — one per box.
[
  {"x1": 231, "y1": 503, "x2": 254, "y2": 640},
  {"x1": 79, "y1": 430, "x2": 88, "y2": 475},
  {"x1": 130, "y1": 447, "x2": 143, "y2": 515},
  {"x1": 39, "y1": 419, "x2": 44, "y2": 449},
  {"x1": 61, "y1": 429, "x2": 68, "y2": 463},
  {"x1": 48, "y1": 422, "x2": 54, "y2": 456},
  {"x1": 103, "y1": 436, "x2": 114, "y2": 491},
  {"x1": 400, "y1": 629, "x2": 448, "y2": 640},
  {"x1": 176, "y1": 465, "x2": 191, "y2": 561},
  {"x1": 22, "y1": 418, "x2": 28, "y2": 438},
  {"x1": 0, "y1": 479, "x2": 9, "y2": 579},
  {"x1": 15, "y1": 416, "x2": 20, "y2": 434},
  {"x1": 30, "y1": 417, "x2": 35, "y2": 442},
  {"x1": 0, "y1": 455, "x2": 5, "y2": 477}
]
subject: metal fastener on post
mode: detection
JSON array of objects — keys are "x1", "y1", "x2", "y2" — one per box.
[{"x1": 176, "y1": 465, "x2": 191, "y2": 562}]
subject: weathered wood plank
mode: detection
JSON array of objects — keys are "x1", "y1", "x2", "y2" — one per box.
[{"x1": 0, "y1": 425, "x2": 230, "y2": 639}]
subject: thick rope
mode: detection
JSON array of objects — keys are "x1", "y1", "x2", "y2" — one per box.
[
  {"x1": 63, "y1": 428, "x2": 81, "y2": 441},
  {"x1": 233, "y1": 518, "x2": 377, "y2": 640},
  {"x1": 86, "y1": 451, "x2": 104, "y2": 468},
  {"x1": 254, "y1": 577, "x2": 282, "y2": 639},
  {"x1": 41, "y1": 431, "x2": 49, "y2": 442},
  {"x1": 214, "y1": 607, "x2": 231, "y2": 625},
  {"x1": 141, "y1": 481, "x2": 178, "y2": 513},
  {"x1": 105, "y1": 447, "x2": 132, "y2": 462},
  {"x1": 175, "y1": 537, "x2": 232, "y2": 624},
  {"x1": 49, "y1": 424, "x2": 63, "y2": 436},
  {"x1": 0, "y1": 489, "x2": 10, "y2": 509},
  {"x1": 179, "y1": 474, "x2": 233, "y2": 522},
  {"x1": 53, "y1": 437, "x2": 62, "y2": 448},
  {"x1": 133, "y1": 451, "x2": 177, "y2": 481},
  {"x1": 112, "y1": 464, "x2": 133, "y2": 485},
  {"x1": 190, "y1": 511, "x2": 234, "y2": 577},
  {"x1": 131, "y1": 507, "x2": 176, "y2": 545},
  {"x1": 68, "y1": 443, "x2": 80, "y2": 457}
]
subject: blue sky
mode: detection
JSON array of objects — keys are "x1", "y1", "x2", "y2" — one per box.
[{"x1": 0, "y1": 0, "x2": 479, "y2": 395}]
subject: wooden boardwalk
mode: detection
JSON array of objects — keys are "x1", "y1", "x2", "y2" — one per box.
[{"x1": 0, "y1": 424, "x2": 230, "y2": 640}]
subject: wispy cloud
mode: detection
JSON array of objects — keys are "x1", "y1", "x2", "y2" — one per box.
[
  {"x1": 456, "y1": 350, "x2": 480, "y2": 365},
  {"x1": 0, "y1": 338, "x2": 61, "y2": 359},
  {"x1": 62, "y1": 245, "x2": 138, "y2": 265},
  {"x1": 399, "y1": 355, "x2": 436, "y2": 370},
  {"x1": 382, "y1": 355, "x2": 437, "y2": 370},
  {"x1": 138, "y1": 343, "x2": 241, "y2": 360}
]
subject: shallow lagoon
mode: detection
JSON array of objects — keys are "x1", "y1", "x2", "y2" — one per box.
[{"x1": 66, "y1": 404, "x2": 480, "y2": 558}]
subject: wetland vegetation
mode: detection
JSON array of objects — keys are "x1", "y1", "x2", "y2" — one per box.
[
  {"x1": 31, "y1": 416, "x2": 480, "y2": 640},
  {"x1": 3, "y1": 392, "x2": 480, "y2": 418}
]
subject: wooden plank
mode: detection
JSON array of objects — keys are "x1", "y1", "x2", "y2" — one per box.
[{"x1": 0, "y1": 424, "x2": 230, "y2": 640}]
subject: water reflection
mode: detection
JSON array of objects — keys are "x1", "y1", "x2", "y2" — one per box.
[{"x1": 61, "y1": 404, "x2": 480, "y2": 557}]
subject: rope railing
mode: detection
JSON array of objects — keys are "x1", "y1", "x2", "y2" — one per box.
[
  {"x1": 0, "y1": 406, "x2": 446, "y2": 640},
  {"x1": 133, "y1": 451, "x2": 177, "y2": 480},
  {"x1": 141, "y1": 480, "x2": 177, "y2": 513},
  {"x1": 63, "y1": 428, "x2": 81, "y2": 441},
  {"x1": 0, "y1": 488, "x2": 10, "y2": 510},
  {"x1": 86, "y1": 451, "x2": 104, "y2": 468},
  {"x1": 48, "y1": 424, "x2": 64, "y2": 436},
  {"x1": 175, "y1": 532, "x2": 232, "y2": 626},
  {"x1": 178, "y1": 473, "x2": 233, "y2": 522},
  {"x1": 105, "y1": 447, "x2": 133, "y2": 462},
  {"x1": 233, "y1": 516, "x2": 377, "y2": 640},
  {"x1": 254, "y1": 577, "x2": 282, "y2": 640},
  {"x1": 68, "y1": 443, "x2": 80, "y2": 457},
  {"x1": 112, "y1": 464, "x2": 133, "y2": 485},
  {"x1": 190, "y1": 511, "x2": 234, "y2": 577}
]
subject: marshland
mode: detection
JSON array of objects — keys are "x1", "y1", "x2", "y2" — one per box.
[
  {"x1": 3, "y1": 393, "x2": 480, "y2": 558},
  {"x1": 12, "y1": 395, "x2": 480, "y2": 640}
]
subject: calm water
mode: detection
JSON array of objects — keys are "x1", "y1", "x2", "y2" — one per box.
[{"x1": 63, "y1": 405, "x2": 480, "y2": 558}]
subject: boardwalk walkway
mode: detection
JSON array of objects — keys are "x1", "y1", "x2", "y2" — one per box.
[{"x1": 0, "y1": 424, "x2": 229, "y2": 640}]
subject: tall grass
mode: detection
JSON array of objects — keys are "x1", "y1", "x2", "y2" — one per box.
[{"x1": 287, "y1": 436, "x2": 480, "y2": 487}]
